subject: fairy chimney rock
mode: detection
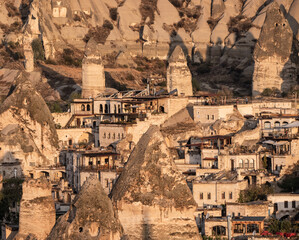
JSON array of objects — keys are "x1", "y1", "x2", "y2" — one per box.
[
  {"x1": 110, "y1": 126, "x2": 200, "y2": 240},
  {"x1": 252, "y1": 2, "x2": 297, "y2": 96},
  {"x1": 167, "y1": 45, "x2": 193, "y2": 96},
  {"x1": 82, "y1": 38, "x2": 105, "y2": 98},
  {"x1": 48, "y1": 177, "x2": 124, "y2": 240},
  {"x1": 16, "y1": 178, "x2": 55, "y2": 240}
]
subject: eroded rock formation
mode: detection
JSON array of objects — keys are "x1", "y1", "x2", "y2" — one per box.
[
  {"x1": 252, "y1": 2, "x2": 297, "y2": 96},
  {"x1": 48, "y1": 177, "x2": 124, "y2": 240},
  {"x1": 0, "y1": 72, "x2": 59, "y2": 175},
  {"x1": 16, "y1": 178, "x2": 56, "y2": 240},
  {"x1": 110, "y1": 126, "x2": 200, "y2": 240},
  {"x1": 82, "y1": 39, "x2": 105, "y2": 98},
  {"x1": 167, "y1": 45, "x2": 193, "y2": 96}
]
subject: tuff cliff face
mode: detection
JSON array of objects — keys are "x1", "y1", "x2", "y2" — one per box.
[
  {"x1": 252, "y1": 2, "x2": 297, "y2": 96},
  {"x1": 0, "y1": 72, "x2": 59, "y2": 174},
  {"x1": 48, "y1": 177, "x2": 124, "y2": 240},
  {"x1": 110, "y1": 126, "x2": 200, "y2": 240},
  {"x1": 16, "y1": 178, "x2": 56, "y2": 240}
]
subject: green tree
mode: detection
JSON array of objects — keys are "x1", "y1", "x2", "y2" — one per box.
[
  {"x1": 238, "y1": 184, "x2": 274, "y2": 203},
  {"x1": 31, "y1": 38, "x2": 45, "y2": 61}
]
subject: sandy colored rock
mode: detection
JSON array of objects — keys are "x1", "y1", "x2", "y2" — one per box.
[
  {"x1": 252, "y1": 2, "x2": 297, "y2": 96},
  {"x1": 167, "y1": 45, "x2": 193, "y2": 96},
  {"x1": 82, "y1": 39, "x2": 105, "y2": 98},
  {"x1": 288, "y1": 0, "x2": 299, "y2": 38},
  {"x1": 111, "y1": 126, "x2": 200, "y2": 240},
  {"x1": 16, "y1": 178, "x2": 56, "y2": 240},
  {"x1": 48, "y1": 177, "x2": 124, "y2": 240}
]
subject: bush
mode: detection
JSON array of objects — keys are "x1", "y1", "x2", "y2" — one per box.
[
  {"x1": 62, "y1": 48, "x2": 82, "y2": 67},
  {"x1": 109, "y1": 8, "x2": 118, "y2": 21},
  {"x1": 31, "y1": 38, "x2": 45, "y2": 61},
  {"x1": 103, "y1": 19, "x2": 114, "y2": 30},
  {"x1": 5, "y1": 2, "x2": 20, "y2": 17},
  {"x1": 169, "y1": 0, "x2": 183, "y2": 8},
  {"x1": 48, "y1": 101, "x2": 63, "y2": 113},
  {"x1": 84, "y1": 20, "x2": 114, "y2": 44},
  {"x1": 238, "y1": 184, "x2": 274, "y2": 203},
  {"x1": 261, "y1": 87, "x2": 281, "y2": 97}
]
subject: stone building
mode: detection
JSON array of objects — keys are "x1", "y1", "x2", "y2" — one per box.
[
  {"x1": 167, "y1": 45, "x2": 193, "y2": 96},
  {"x1": 226, "y1": 201, "x2": 271, "y2": 218},
  {"x1": 52, "y1": 0, "x2": 67, "y2": 18},
  {"x1": 82, "y1": 39, "x2": 105, "y2": 98},
  {"x1": 252, "y1": 2, "x2": 297, "y2": 96},
  {"x1": 268, "y1": 193, "x2": 299, "y2": 220},
  {"x1": 192, "y1": 171, "x2": 248, "y2": 207},
  {"x1": 16, "y1": 178, "x2": 56, "y2": 240},
  {"x1": 48, "y1": 177, "x2": 124, "y2": 239},
  {"x1": 111, "y1": 126, "x2": 200, "y2": 239}
]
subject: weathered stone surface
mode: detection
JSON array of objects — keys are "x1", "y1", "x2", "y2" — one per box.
[
  {"x1": 252, "y1": 2, "x2": 297, "y2": 96},
  {"x1": 167, "y1": 45, "x2": 193, "y2": 96},
  {"x1": 111, "y1": 126, "x2": 200, "y2": 240},
  {"x1": 0, "y1": 72, "x2": 59, "y2": 173},
  {"x1": 16, "y1": 178, "x2": 56, "y2": 240},
  {"x1": 82, "y1": 39, "x2": 105, "y2": 98},
  {"x1": 48, "y1": 177, "x2": 123, "y2": 240},
  {"x1": 211, "y1": 0, "x2": 225, "y2": 19},
  {"x1": 288, "y1": 0, "x2": 299, "y2": 38}
]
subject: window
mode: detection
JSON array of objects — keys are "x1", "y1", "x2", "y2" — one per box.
[
  {"x1": 118, "y1": 105, "x2": 121, "y2": 113},
  {"x1": 105, "y1": 104, "x2": 109, "y2": 113},
  {"x1": 100, "y1": 104, "x2": 103, "y2": 113},
  {"x1": 249, "y1": 159, "x2": 254, "y2": 169},
  {"x1": 81, "y1": 104, "x2": 85, "y2": 111},
  {"x1": 274, "y1": 121, "x2": 280, "y2": 128},
  {"x1": 264, "y1": 121, "x2": 271, "y2": 129},
  {"x1": 103, "y1": 133, "x2": 106, "y2": 139},
  {"x1": 113, "y1": 133, "x2": 115, "y2": 139},
  {"x1": 282, "y1": 121, "x2": 288, "y2": 126},
  {"x1": 212, "y1": 226, "x2": 226, "y2": 236},
  {"x1": 89, "y1": 159, "x2": 92, "y2": 166},
  {"x1": 207, "y1": 115, "x2": 209, "y2": 120},
  {"x1": 284, "y1": 201, "x2": 288, "y2": 208},
  {"x1": 200, "y1": 193, "x2": 203, "y2": 199},
  {"x1": 245, "y1": 159, "x2": 249, "y2": 169},
  {"x1": 292, "y1": 201, "x2": 296, "y2": 208},
  {"x1": 222, "y1": 192, "x2": 225, "y2": 199},
  {"x1": 118, "y1": 133, "x2": 120, "y2": 139},
  {"x1": 207, "y1": 193, "x2": 211, "y2": 199},
  {"x1": 108, "y1": 133, "x2": 110, "y2": 139},
  {"x1": 114, "y1": 105, "x2": 117, "y2": 113},
  {"x1": 247, "y1": 224, "x2": 259, "y2": 233},
  {"x1": 229, "y1": 192, "x2": 233, "y2": 199},
  {"x1": 234, "y1": 224, "x2": 243, "y2": 233},
  {"x1": 239, "y1": 159, "x2": 243, "y2": 168},
  {"x1": 211, "y1": 115, "x2": 214, "y2": 120},
  {"x1": 87, "y1": 104, "x2": 91, "y2": 111},
  {"x1": 105, "y1": 158, "x2": 109, "y2": 164}
]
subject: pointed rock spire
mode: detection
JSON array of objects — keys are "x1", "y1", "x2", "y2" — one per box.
[
  {"x1": 48, "y1": 177, "x2": 124, "y2": 239},
  {"x1": 111, "y1": 126, "x2": 200, "y2": 239}
]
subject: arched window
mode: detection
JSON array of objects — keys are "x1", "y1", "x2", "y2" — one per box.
[
  {"x1": 282, "y1": 121, "x2": 288, "y2": 126},
  {"x1": 118, "y1": 105, "x2": 121, "y2": 113},
  {"x1": 103, "y1": 133, "x2": 106, "y2": 139},
  {"x1": 105, "y1": 104, "x2": 108, "y2": 114},
  {"x1": 245, "y1": 159, "x2": 249, "y2": 169},
  {"x1": 81, "y1": 104, "x2": 85, "y2": 111},
  {"x1": 212, "y1": 226, "x2": 226, "y2": 236},
  {"x1": 274, "y1": 121, "x2": 280, "y2": 128},
  {"x1": 264, "y1": 121, "x2": 271, "y2": 129},
  {"x1": 114, "y1": 105, "x2": 117, "y2": 113},
  {"x1": 87, "y1": 104, "x2": 91, "y2": 111},
  {"x1": 249, "y1": 159, "x2": 254, "y2": 169},
  {"x1": 239, "y1": 159, "x2": 243, "y2": 168},
  {"x1": 100, "y1": 104, "x2": 103, "y2": 113}
]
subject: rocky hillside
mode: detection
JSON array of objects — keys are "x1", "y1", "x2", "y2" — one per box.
[{"x1": 0, "y1": 0, "x2": 298, "y2": 97}]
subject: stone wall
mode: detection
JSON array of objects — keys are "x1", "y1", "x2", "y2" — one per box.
[
  {"x1": 226, "y1": 202, "x2": 269, "y2": 218},
  {"x1": 16, "y1": 178, "x2": 55, "y2": 240}
]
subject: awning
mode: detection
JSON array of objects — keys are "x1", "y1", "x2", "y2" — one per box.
[
  {"x1": 282, "y1": 121, "x2": 299, "y2": 128},
  {"x1": 263, "y1": 140, "x2": 275, "y2": 145}
]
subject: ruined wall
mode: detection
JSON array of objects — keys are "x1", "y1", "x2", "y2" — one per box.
[{"x1": 16, "y1": 178, "x2": 55, "y2": 240}]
